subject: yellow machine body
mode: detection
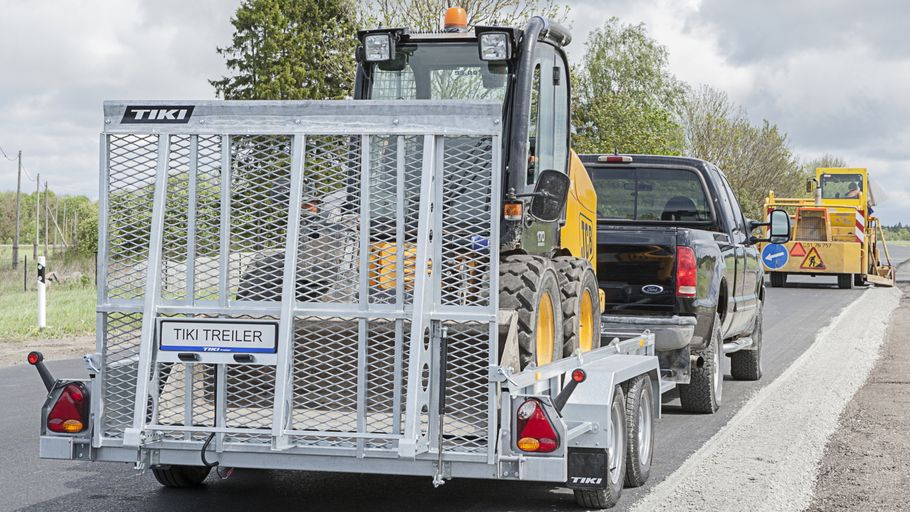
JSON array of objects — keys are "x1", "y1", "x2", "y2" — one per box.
[{"x1": 560, "y1": 150, "x2": 599, "y2": 272}]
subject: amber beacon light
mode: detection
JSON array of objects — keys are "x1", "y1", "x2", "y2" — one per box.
[{"x1": 444, "y1": 7, "x2": 468, "y2": 32}]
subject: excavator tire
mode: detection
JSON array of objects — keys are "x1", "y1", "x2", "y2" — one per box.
[
  {"x1": 553, "y1": 257, "x2": 601, "y2": 357},
  {"x1": 500, "y1": 255, "x2": 564, "y2": 370}
]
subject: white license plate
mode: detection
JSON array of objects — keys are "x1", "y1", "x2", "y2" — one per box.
[{"x1": 158, "y1": 319, "x2": 278, "y2": 354}]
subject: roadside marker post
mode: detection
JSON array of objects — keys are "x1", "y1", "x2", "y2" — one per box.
[{"x1": 37, "y1": 256, "x2": 46, "y2": 330}]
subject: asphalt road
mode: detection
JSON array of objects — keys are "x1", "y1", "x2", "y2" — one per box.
[{"x1": 3, "y1": 246, "x2": 908, "y2": 512}]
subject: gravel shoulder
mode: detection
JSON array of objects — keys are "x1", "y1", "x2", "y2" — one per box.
[
  {"x1": 808, "y1": 283, "x2": 910, "y2": 511},
  {"x1": 0, "y1": 336, "x2": 94, "y2": 367}
]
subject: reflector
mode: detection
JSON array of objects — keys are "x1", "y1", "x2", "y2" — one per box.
[
  {"x1": 47, "y1": 383, "x2": 89, "y2": 434},
  {"x1": 515, "y1": 399, "x2": 559, "y2": 453},
  {"x1": 571, "y1": 369, "x2": 586, "y2": 383}
]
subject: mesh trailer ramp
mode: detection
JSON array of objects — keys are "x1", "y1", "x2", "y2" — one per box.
[{"x1": 37, "y1": 100, "x2": 659, "y2": 495}]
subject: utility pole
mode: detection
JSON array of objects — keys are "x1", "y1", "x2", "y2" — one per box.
[
  {"x1": 44, "y1": 181, "x2": 49, "y2": 258},
  {"x1": 12, "y1": 150, "x2": 21, "y2": 268},
  {"x1": 33, "y1": 172, "x2": 39, "y2": 260},
  {"x1": 53, "y1": 198, "x2": 58, "y2": 257}
]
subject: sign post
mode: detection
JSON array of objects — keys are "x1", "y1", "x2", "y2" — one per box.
[{"x1": 37, "y1": 256, "x2": 46, "y2": 330}]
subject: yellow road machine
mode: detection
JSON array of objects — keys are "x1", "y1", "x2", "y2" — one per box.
[{"x1": 759, "y1": 167, "x2": 895, "y2": 288}]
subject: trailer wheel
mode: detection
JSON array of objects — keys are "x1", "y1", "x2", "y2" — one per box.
[
  {"x1": 853, "y1": 273, "x2": 865, "y2": 287},
  {"x1": 678, "y1": 313, "x2": 722, "y2": 413},
  {"x1": 553, "y1": 257, "x2": 601, "y2": 357},
  {"x1": 624, "y1": 375, "x2": 654, "y2": 488},
  {"x1": 769, "y1": 272, "x2": 786, "y2": 288},
  {"x1": 500, "y1": 255, "x2": 564, "y2": 369},
  {"x1": 574, "y1": 385, "x2": 626, "y2": 509},
  {"x1": 837, "y1": 274, "x2": 853, "y2": 289},
  {"x1": 730, "y1": 301, "x2": 763, "y2": 381},
  {"x1": 152, "y1": 465, "x2": 211, "y2": 488}
]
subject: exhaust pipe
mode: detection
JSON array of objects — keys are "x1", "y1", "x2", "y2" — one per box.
[{"x1": 691, "y1": 355, "x2": 705, "y2": 369}]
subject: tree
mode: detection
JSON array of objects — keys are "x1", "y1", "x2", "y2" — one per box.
[
  {"x1": 680, "y1": 85, "x2": 803, "y2": 217},
  {"x1": 572, "y1": 18, "x2": 686, "y2": 155},
  {"x1": 801, "y1": 153, "x2": 847, "y2": 174},
  {"x1": 211, "y1": 0, "x2": 360, "y2": 100},
  {"x1": 373, "y1": 0, "x2": 568, "y2": 32}
]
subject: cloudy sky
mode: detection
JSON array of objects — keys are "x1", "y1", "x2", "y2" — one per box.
[{"x1": 0, "y1": 0, "x2": 908, "y2": 223}]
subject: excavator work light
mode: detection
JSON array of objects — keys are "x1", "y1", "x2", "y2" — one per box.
[
  {"x1": 364, "y1": 33, "x2": 394, "y2": 62},
  {"x1": 479, "y1": 32, "x2": 511, "y2": 61}
]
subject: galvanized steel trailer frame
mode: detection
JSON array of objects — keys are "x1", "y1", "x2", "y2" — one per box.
[{"x1": 39, "y1": 100, "x2": 659, "y2": 485}]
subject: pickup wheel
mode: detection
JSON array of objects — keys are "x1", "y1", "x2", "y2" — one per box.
[
  {"x1": 730, "y1": 301, "x2": 763, "y2": 381},
  {"x1": 500, "y1": 255, "x2": 564, "y2": 369},
  {"x1": 573, "y1": 385, "x2": 626, "y2": 509},
  {"x1": 837, "y1": 274, "x2": 854, "y2": 289},
  {"x1": 678, "y1": 313, "x2": 723, "y2": 413},
  {"x1": 553, "y1": 257, "x2": 601, "y2": 357},
  {"x1": 624, "y1": 375, "x2": 654, "y2": 488},
  {"x1": 769, "y1": 272, "x2": 786, "y2": 288},
  {"x1": 152, "y1": 465, "x2": 211, "y2": 488}
]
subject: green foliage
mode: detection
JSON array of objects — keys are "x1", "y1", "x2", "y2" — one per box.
[
  {"x1": 883, "y1": 223, "x2": 910, "y2": 241},
  {"x1": 211, "y1": 0, "x2": 360, "y2": 100},
  {"x1": 372, "y1": 0, "x2": 569, "y2": 31},
  {"x1": 573, "y1": 18, "x2": 685, "y2": 156}
]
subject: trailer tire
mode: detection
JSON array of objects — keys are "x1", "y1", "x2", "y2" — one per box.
[
  {"x1": 730, "y1": 301, "x2": 763, "y2": 381},
  {"x1": 574, "y1": 385, "x2": 626, "y2": 509},
  {"x1": 152, "y1": 465, "x2": 211, "y2": 488},
  {"x1": 553, "y1": 257, "x2": 601, "y2": 357},
  {"x1": 500, "y1": 255, "x2": 564, "y2": 369},
  {"x1": 853, "y1": 273, "x2": 865, "y2": 287},
  {"x1": 769, "y1": 272, "x2": 786, "y2": 288},
  {"x1": 624, "y1": 375, "x2": 654, "y2": 488},
  {"x1": 678, "y1": 313, "x2": 723, "y2": 413},
  {"x1": 837, "y1": 274, "x2": 853, "y2": 289}
]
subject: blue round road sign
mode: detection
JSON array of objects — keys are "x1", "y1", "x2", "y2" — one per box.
[{"x1": 762, "y1": 243, "x2": 789, "y2": 270}]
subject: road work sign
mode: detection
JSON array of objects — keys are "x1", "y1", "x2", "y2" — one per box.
[
  {"x1": 800, "y1": 247, "x2": 826, "y2": 270},
  {"x1": 762, "y1": 243, "x2": 789, "y2": 270}
]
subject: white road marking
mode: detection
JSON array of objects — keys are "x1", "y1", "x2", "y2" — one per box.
[{"x1": 630, "y1": 286, "x2": 902, "y2": 512}]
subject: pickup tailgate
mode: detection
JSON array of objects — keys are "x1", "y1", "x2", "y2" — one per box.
[{"x1": 597, "y1": 226, "x2": 677, "y2": 314}]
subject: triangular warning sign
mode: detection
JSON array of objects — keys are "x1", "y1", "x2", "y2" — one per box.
[
  {"x1": 790, "y1": 242, "x2": 806, "y2": 257},
  {"x1": 800, "y1": 247, "x2": 825, "y2": 270}
]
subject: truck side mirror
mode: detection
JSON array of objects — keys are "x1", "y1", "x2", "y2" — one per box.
[
  {"x1": 529, "y1": 170, "x2": 570, "y2": 223},
  {"x1": 748, "y1": 209, "x2": 791, "y2": 244},
  {"x1": 806, "y1": 178, "x2": 817, "y2": 194}
]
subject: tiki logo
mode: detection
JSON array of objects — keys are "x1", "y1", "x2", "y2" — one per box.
[{"x1": 121, "y1": 105, "x2": 195, "y2": 124}]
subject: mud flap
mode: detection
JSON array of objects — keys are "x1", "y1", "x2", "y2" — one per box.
[{"x1": 566, "y1": 447, "x2": 609, "y2": 490}]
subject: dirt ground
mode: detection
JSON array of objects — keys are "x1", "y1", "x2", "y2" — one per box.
[
  {"x1": 0, "y1": 335, "x2": 95, "y2": 367},
  {"x1": 808, "y1": 283, "x2": 910, "y2": 511}
]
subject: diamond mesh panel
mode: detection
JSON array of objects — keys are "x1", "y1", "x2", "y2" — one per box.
[
  {"x1": 440, "y1": 136, "x2": 493, "y2": 306},
  {"x1": 442, "y1": 322, "x2": 491, "y2": 453},
  {"x1": 107, "y1": 134, "x2": 158, "y2": 300},
  {"x1": 161, "y1": 135, "x2": 191, "y2": 301},
  {"x1": 224, "y1": 363, "x2": 275, "y2": 443},
  {"x1": 102, "y1": 312, "x2": 143, "y2": 438},
  {"x1": 295, "y1": 136, "x2": 361, "y2": 303},
  {"x1": 365, "y1": 319, "x2": 399, "y2": 434},
  {"x1": 194, "y1": 136, "x2": 223, "y2": 301},
  {"x1": 230, "y1": 135, "x2": 292, "y2": 302},
  {"x1": 154, "y1": 363, "x2": 216, "y2": 440}
]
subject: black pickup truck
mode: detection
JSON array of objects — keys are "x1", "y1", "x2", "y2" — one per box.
[{"x1": 582, "y1": 154, "x2": 790, "y2": 413}]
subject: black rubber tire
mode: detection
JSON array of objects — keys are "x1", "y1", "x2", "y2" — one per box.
[
  {"x1": 678, "y1": 313, "x2": 723, "y2": 413},
  {"x1": 853, "y1": 273, "x2": 865, "y2": 287},
  {"x1": 236, "y1": 253, "x2": 284, "y2": 301},
  {"x1": 769, "y1": 272, "x2": 786, "y2": 288},
  {"x1": 574, "y1": 385, "x2": 626, "y2": 509},
  {"x1": 553, "y1": 257, "x2": 602, "y2": 357},
  {"x1": 624, "y1": 375, "x2": 654, "y2": 488},
  {"x1": 152, "y1": 465, "x2": 211, "y2": 488},
  {"x1": 730, "y1": 300, "x2": 763, "y2": 381},
  {"x1": 837, "y1": 273, "x2": 853, "y2": 289},
  {"x1": 500, "y1": 255, "x2": 564, "y2": 369}
]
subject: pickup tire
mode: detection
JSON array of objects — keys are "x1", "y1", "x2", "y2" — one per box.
[
  {"x1": 678, "y1": 313, "x2": 723, "y2": 413},
  {"x1": 152, "y1": 465, "x2": 211, "y2": 488},
  {"x1": 837, "y1": 274, "x2": 854, "y2": 289},
  {"x1": 730, "y1": 301, "x2": 763, "y2": 380},
  {"x1": 553, "y1": 257, "x2": 601, "y2": 357},
  {"x1": 500, "y1": 255, "x2": 564, "y2": 369},
  {"x1": 624, "y1": 375, "x2": 654, "y2": 488},
  {"x1": 574, "y1": 385, "x2": 626, "y2": 509},
  {"x1": 769, "y1": 272, "x2": 786, "y2": 288}
]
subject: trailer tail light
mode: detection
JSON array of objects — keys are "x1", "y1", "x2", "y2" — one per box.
[
  {"x1": 47, "y1": 383, "x2": 89, "y2": 434},
  {"x1": 515, "y1": 399, "x2": 559, "y2": 453},
  {"x1": 676, "y1": 246, "x2": 697, "y2": 297}
]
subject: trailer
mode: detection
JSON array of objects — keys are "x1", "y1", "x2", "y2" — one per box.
[{"x1": 30, "y1": 100, "x2": 661, "y2": 508}]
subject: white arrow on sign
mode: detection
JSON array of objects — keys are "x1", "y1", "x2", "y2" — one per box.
[{"x1": 765, "y1": 252, "x2": 786, "y2": 262}]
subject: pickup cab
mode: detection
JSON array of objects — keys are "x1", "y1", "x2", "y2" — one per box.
[{"x1": 582, "y1": 154, "x2": 790, "y2": 413}]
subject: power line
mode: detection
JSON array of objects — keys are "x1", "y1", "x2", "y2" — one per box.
[{"x1": 0, "y1": 144, "x2": 18, "y2": 162}]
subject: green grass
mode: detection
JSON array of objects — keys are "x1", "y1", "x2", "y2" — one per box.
[
  {"x1": 0, "y1": 245, "x2": 96, "y2": 342},
  {"x1": 888, "y1": 240, "x2": 910, "y2": 247}
]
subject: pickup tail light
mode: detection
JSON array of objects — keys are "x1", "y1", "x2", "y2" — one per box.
[
  {"x1": 47, "y1": 383, "x2": 89, "y2": 434},
  {"x1": 676, "y1": 246, "x2": 697, "y2": 297},
  {"x1": 515, "y1": 399, "x2": 559, "y2": 453}
]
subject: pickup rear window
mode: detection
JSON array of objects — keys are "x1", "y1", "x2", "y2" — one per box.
[{"x1": 590, "y1": 167, "x2": 712, "y2": 222}]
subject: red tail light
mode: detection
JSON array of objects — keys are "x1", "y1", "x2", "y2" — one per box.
[
  {"x1": 47, "y1": 383, "x2": 89, "y2": 434},
  {"x1": 515, "y1": 399, "x2": 559, "y2": 453},
  {"x1": 676, "y1": 246, "x2": 697, "y2": 297}
]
